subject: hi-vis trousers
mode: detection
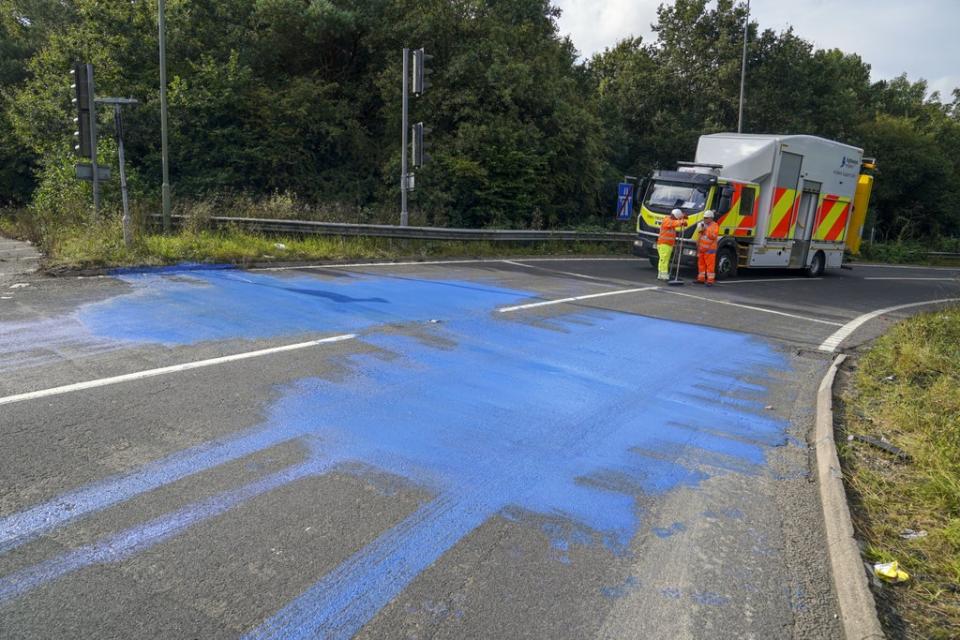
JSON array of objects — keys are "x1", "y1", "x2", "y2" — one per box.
[
  {"x1": 657, "y1": 243, "x2": 674, "y2": 277},
  {"x1": 697, "y1": 250, "x2": 716, "y2": 283}
]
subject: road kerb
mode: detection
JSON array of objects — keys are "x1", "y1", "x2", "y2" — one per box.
[{"x1": 815, "y1": 354, "x2": 884, "y2": 640}]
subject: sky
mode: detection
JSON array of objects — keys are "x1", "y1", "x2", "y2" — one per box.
[{"x1": 553, "y1": 0, "x2": 960, "y2": 100}]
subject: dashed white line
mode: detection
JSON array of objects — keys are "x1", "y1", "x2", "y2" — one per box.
[
  {"x1": 250, "y1": 256, "x2": 640, "y2": 273},
  {"x1": 818, "y1": 298, "x2": 960, "y2": 352},
  {"x1": 251, "y1": 258, "x2": 489, "y2": 272},
  {"x1": 853, "y1": 263, "x2": 960, "y2": 271},
  {"x1": 0, "y1": 334, "x2": 357, "y2": 407},
  {"x1": 716, "y1": 277, "x2": 822, "y2": 285},
  {"x1": 863, "y1": 277, "x2": 958, "y2": 281},
  {"x1": 498, "y1": 287, "x2": 659, "y2": 313},
  {"x1": 659, "y1": 289, "x2": 845, "y2": 326},
  {"x1": 500, "y1": 260, "x2": 621, "y2": 286}
]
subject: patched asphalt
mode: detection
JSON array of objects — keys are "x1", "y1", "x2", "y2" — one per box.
[{"x1": 1, "y1": 249, "x2": 958, "y2": 639}]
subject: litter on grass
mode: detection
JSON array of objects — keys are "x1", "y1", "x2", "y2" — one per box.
[
  {"x1": 899, "y1": 529, "x2": 928, "y2": 540},
  {"x1": 874, "y1": 561, "x2": 910, "y2": 583}
]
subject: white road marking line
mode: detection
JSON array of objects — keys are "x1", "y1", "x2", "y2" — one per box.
[
  {"x1": 0, "y1": 334, "x2": 357, "y2": 407},
  {"x1": 251, "y1": 258, "x2": 489, "y2": 272},
  {"x1": 863, "y1": 277, "x2": 958, "y2": 281},
  {"x1": 818, "y1": 298, "x2": 960, "y2": 352},
  {"x1": 854, "y1": 263, "x2": 960, "y2": 271},
  {"x1": 500, "y1": 260, "x2": 621, "y2": 286},
  {"x1": 250, "y1": 256, "x2": 640, "y2": 273},
  {"x1": 659, "y1": 289, "x2": 845, "y2": 326},
  {"x1": 717, "y1": 277, "x2": 822, "y2": 285},
  {"x1": 498, "y1": 287, "x2": 659, "y2": 313}
]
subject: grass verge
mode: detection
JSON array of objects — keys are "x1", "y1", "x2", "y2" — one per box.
[
  {"x1": 857, "y1": 241, "x2": 960, "y2": 267},
  {"x1": 0, "y1": 210, "x2": 627, "y2": 271},
  {"x1": 838, "y1": 307, "x2": 960, "y2": 640}
]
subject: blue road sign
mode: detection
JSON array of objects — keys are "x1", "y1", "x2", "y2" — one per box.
[{"x1": 616, "y1": 182, "x2": 634, "y2": 220}]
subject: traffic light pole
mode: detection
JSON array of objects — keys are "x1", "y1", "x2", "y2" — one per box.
[
  {"x1": 87, "y1": 64, "x2": 101, "y2": 217},
  {"x1": 400, "y1": 48, "x2": 410, "y2": 227}
]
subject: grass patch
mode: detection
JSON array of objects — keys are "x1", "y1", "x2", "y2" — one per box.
[
  {"x1": 839, "y1": 307, "x2": 960, "y2": 639},
  {"x1": 1, "y1": 212, "x2": 627, "y2": 271}
]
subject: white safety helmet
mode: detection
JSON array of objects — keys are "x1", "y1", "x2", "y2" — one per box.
[
  {"x1": 703, "y1": 210, "x2": 715, "y2": 219},
  {"x1": 671, "y1": 208, "x2": 683, "y2": 218}
]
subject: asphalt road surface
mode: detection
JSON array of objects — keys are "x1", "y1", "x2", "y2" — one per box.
[{"x1": 1, "y1": 247, "x2": 958, "y2": 640}]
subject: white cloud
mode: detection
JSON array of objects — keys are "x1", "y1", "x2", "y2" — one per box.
[
  {"x1": 554, "y1": 0, "x2": 660, "y2": 57},
  {"x1": 554, "y1": 0, "x2": 960, "y2": 98}
]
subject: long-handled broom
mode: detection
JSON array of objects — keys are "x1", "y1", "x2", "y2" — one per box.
[{"x1": 667, "y1": 221, "x2": 686, "y2": 286}]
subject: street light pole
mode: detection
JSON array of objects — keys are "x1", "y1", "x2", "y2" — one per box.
[
  {"x1": 158, "y1": 0, "x2": 171, "y2": 233},
  {"x1": 737, "y1": 0, "x2": 750, "y2": 134}
]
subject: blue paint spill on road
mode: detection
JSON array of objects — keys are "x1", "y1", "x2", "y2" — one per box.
[
  {"x1": 691, "y1": 591, "x2": 730, "y2": 606},
  {"x1": 660, "y1": 587, "x2": 683, "y2": 600},
  {"x1": 0, "y1": 267, "x2": 792, "y2": 638},
  {"x1": 79, "y1": 268, "x2": 533, "y2": 346},
  {"x1": 652, "y1": 521, "x2": 687, "y2": 538},
  {"x1": 0, "y1": 267, "x2": 535, "y2": 371},
  {"x1": 600, "y1": 575, "x2": 642, "y2": 599}
]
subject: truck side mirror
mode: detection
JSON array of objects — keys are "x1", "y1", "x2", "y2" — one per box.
[
  {"x1": 636, "y1": 178, "x2": 649, "y2": 203},
  {"x1": 718, "y1": 186, "x2": 734, "y2": 214}
]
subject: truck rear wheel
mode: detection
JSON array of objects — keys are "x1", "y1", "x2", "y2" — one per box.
[
  {"x1": 805, "y1": 250, "x2": 825, "y2": 277},
  {"x1": 716, "y1": 246, "x2": 738, "y2": 280}
]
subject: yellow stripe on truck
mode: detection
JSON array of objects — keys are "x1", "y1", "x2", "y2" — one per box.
[
  {"x1": 814, "y1": 198, "x2": 849, "y2": 241},
  {"x1": 767, "y1": 188, "x2": 797, "y2": 238}
]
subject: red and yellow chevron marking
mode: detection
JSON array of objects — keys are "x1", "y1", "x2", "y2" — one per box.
[
  {"x1": 766, "y1": 187, "x2": 797, "y2": 239},
  {"x1": 813, "y1": 195, "x2": 851, "y2": 242}
]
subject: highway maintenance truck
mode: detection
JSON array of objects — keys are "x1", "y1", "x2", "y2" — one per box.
[{"x1": 632, "y1": 133, "x2": 875, "y2": 279}]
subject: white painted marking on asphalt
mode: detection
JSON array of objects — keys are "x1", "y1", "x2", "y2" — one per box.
[
  {"x1": 500, "y1": 260, "x2": 621, "y2": 286},
  {"x1": 717, "y1": 277, "x2": 822, "y2": 285},
  {"x1": 251, "y1": 258, "x2": 489, "y2": 272},
  {"x1": 659, "y1": 289, "x2": 845, "y2": 326},
  {"x1": 0, "y1": 334, "x2": 357, "y2": 407},
  {"x1": 250, "y1": 256, "x2": 640, "y2": 273},
  {"x1": 854, "y1": 263, "x2": 960, "y2": 271},
  {"x1": 863, "y1": 277, "x2": 958, "y2": 281},
  {"x1": 498, "y1": 287, "x2": 659, "y2": 313},
  {"x1": 818, "y1": 298, "x2": 960, "y2": 352}
]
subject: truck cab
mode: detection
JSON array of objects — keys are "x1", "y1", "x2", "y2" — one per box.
[{"x1": 633, "y1": 169, "x2": 755, "y2": 279}]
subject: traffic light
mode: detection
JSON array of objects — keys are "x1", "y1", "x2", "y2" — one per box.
[
  {"x1": 412, "y1": 48, "x2": 433, "y2": 96},
  {"x1": 411, "y1": 122, "x2": 431, "y2": 168},
  {"x1": 70, "y1": 63, "x2": 92, "y2": 158}
]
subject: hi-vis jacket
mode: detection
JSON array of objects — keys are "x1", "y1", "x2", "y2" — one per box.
[
  {"x1": 657, "y1": 217, "x2": 686, "y2": 246},
  {"x1": 697, "y1": 221, "x2": 720, "y2": 254}
]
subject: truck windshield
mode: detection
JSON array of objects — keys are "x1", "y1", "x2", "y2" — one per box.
[{"x1": 645, "y1": 181, "x2": 709, "y2": 213}]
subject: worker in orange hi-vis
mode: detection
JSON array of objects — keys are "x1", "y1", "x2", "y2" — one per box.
[
  {"x1": 657, "y1": 208, "x2": 687, "y2": 281},
  {"x1": 695, "y1": 210, "x2": 720, "y2": 285}
]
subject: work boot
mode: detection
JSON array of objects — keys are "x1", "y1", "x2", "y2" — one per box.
[{"x1": 658, "y1": 273, "x2": 669, "y2": 281}]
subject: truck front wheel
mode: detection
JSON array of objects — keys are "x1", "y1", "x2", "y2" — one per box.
[{"x1": 716, "y1": 246, "x2": 738, "y2": 280}]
